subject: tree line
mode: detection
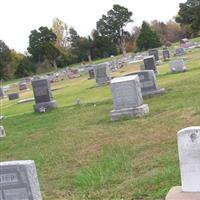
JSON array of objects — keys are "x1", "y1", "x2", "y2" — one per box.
[{"x1": 0, "y1": 0, "x2": 199, "y2": 80}]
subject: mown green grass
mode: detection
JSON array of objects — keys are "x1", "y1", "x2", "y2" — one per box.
[{"x1": 1, "y1": 43, "x2": 200, "y2": 200}]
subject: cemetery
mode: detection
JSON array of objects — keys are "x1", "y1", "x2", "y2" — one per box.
[
  {"x1": 1, "y1": 1, "x2": 200, "y2": 199},
  {"x1": 0, "y1": 42, "x2": 200, "y2": 199}
]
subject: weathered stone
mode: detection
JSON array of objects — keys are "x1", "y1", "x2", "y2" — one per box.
[
  {"x1": 125, "y1": 70, "x2": 165, "y2": 96},
  {"x1": 0, "y1": 88, "x2": 5, "y2": 99},
  {"x1": 32, "y1": 78, "x2": 57, "y2": 113},
  {"x1": 0, "y1": 160, "x2": 42, "y2": 200},
  {"x1": 163, "y1": 49, "x2": 170, "y2": 61},
  {"x1": 110, "y1": 75, "x2": 149, "y2": 120},
  {"x1": 169, "y1": 60, "x2": 187, "y2": 73},
  {"x1": 94, "y1": 63, "x2": 111, "y2": 85},
  {"x1": 88, "y1": 68, "x2": 95, "y2": 79},
  {"x1": 175, "y1": 47, "x2": 185, "y2": 56}
]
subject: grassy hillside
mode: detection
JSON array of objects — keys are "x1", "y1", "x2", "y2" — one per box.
[{"x1": 1, "y1": 45, "x2": 200, "y2": 200}]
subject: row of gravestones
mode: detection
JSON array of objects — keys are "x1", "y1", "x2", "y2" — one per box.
[{"x1": 1, "y1": 127, "x2": 200, "y2": 199}]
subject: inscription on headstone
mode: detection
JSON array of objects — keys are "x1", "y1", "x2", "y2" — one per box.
[{"x1": 0, "y1": 160, "x2": 42, "y2": 200}]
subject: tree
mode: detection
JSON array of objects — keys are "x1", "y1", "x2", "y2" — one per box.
[
  {"x1": 27, "y1": 26, "x2": 60, "y2": 70},
  {"x1": 136, "y1": 21, "x2": 161, "y2": 51},
  {"x1": 15, "y1": 57, "x2": 36, "y2": 78},
  {"x1": 96, "y1": 4, "x2": 133, "y2": 54},
  {"x1": 176, "y1": 0, "x2": 200, "y2": 37},
  {"x1": 0, "y1": 40, "x2": 11, "y2": 80},
  {"x1": 52, "y1": 18, "x2": 70, "y2": 49}
]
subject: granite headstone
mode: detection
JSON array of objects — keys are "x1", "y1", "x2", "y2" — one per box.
[
  {"x1": 169, "y1": 60, "x2": 187, "y2": 73},
  {"x1": 32, "y1": 78, "x2": 57, "y2": 113},
  {"x1": 0, "y1": 160, "x2": 42, "y2": 200},
  {"x1": 175, "y1": 47, "x2": 185, "y2": 56},
  {"x1": 125, "y1": 70, "x2": 165, "y2": 96},
  {"x1": 110, "y1": 75, "x2": 149, "y2": 120},
  {"x1": 149, "y1": 49, "x2": 159, "y2": 62},
  {"x1": 163, "y1": 49, "x2": 170, "y2": 61},
  {"x1": 143, "y1": 56, "x2": 157, "y2": 74},
  {"x1": 94, "y1": 63, "x2": 111, "y2": 85},
  {"x1": 8, "y1": 93, "x2": 19, "y2": 100}
]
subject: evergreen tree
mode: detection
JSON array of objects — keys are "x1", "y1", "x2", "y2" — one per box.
[{"x1": 136, "y1": 21, "x2": 161, "y2": 51}]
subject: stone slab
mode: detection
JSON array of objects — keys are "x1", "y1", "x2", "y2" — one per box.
[
  {"x1": 110, "y1": 104, "x2": 149, "y2": 120},
  {"x1": 0, "y1": 160, "x2": 42, "y2": 200},
  {"x1": 8, "y1": 93, "x2": 19, "y2": 100},
  {"x1": 143, "y1": 56, "x2": 157, "y2": 74},
  {"x1": 166, "y1": 186, "x2": 200, "y2": 200}
]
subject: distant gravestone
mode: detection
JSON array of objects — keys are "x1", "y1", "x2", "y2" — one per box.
[
  {"x1": 32, "y1": 78, "x2": 57, "y2": 113},
  {"x1": 143, "y1": 56, "x2": 157, "y2": 74},
  {"x1": 166, "y1": 127, "x2": 200, "y2": 199},
  {"x1": 163, "y1": 49, "x2": 170, "y2": 61},
  {"x1": 149, "y1": 49, "x2": 159, "y2": 62},
  {"x1": 175, "y1": 47, "x2": 185, "y2": 56},
  {"x1": 0, "y1": 87, "x2": 5, "y2": 99},
  {"x1": 110, "y1": 75, "x2": 149, "y2": 120},
  {"x1": 8, "y1": 93, "x2": 19, "y2": 100},
  {"x1": 0, "y1": 126, "x2": 6, "y2": 138},
  {"x1": 125, "y1": 70, "x2": 165, "y2": 96},
  {"x1": 94, "y1": 63, "x2": 111, "y2": 85},
  {"x1": 169, "y1": 60, "x2": 187, "y2": 73},
  {"x1": 88, "y1": 68, "x2": 95, "y2": 79},
  {"x1": 0, "y1": 160, "x2": 42, "y2": 200},
  {"x1": 19, "y1": 82, "x2": 28, "y2": 91}
]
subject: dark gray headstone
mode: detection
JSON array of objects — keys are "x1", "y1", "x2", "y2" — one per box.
[
  {"x1": 125, "y1": 70, "x2": 165, "y2": 96},
  {"x1": 110, "y1": 75, "x2": 149, "y2": 120},
  {"x1": 8, "y1": 93, "x2": 19, "y2": 100},
  {"x1": 143, "y1": 56, "x2": 157, "y2": 74},
  {"x1": 0, "y1": 160, "x2": 42, "y2": 200},
  {"x1": 163, "y1": 49, "x2": 170, "y2": 61},
  {"x1": 94, "y1": 63, "x2": 111, "y2": 85},
  {"x1": 32, "y1": 79, "x2": 57, "y2": 113},
  {"x1": 149, "y1": 49, "x2": 159, "y2": 61}
]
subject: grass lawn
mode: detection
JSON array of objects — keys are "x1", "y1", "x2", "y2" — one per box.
[{"x1": 1, "y1": 45, "x2": 200, "y2": 200}]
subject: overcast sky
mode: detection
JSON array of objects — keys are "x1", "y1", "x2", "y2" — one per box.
[{"x1": 0, "y1": 0, "x2": 185, "y2": 53}]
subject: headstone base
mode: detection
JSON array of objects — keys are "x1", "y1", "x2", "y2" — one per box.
[
  {"x1": 166, "y1": 186, "x2": 200, "y2": 200},
  {"x1": 110, "y1": 104, "x2": 149, "y2": 120},
  {"x1": 34, "y1": 100, "x2": 57, "y2": 113},
  {"x1": 143, "y1": 88, "x2": 165, "y2": 97}
]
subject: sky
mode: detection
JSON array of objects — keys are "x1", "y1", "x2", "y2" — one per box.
[{"x1": 0, "y1": 0, "x2": 186, "y2": 53}]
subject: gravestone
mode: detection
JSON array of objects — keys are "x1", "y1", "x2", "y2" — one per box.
[
  {"x1": 94, "y1": 63, "x2": 111, "y2": 85},
  {"x1": 0, "y1": 126, "x2": 6, "y2": 138},
  {"x1": 143, "y1": 56, "x2": 157, "y2": 74},
  {"x1": 19, "y1": 82, "x2": 28, "y2": 91},
  {"x1": 88, "y1": 68, "x2": 95, "y2": 79},
  {"x1": 163, "y1": 49, "x2": 170, "y2": 61},
  {"x1": 0, "y1": 87, "x2": 5, "y2": 99},
  {"x1": 8, "y1": 93, "x2": 19, "y2": 100},
  {"x1": 149, "y1": 49, "x2": 159, "y2": 62},
  {"x1": 166, "y1": 127, "x2": 200, "y2": 199},
  {"x1": 125, "y1": 70, "x2": 165, "y2": 96},
  {"x1": 0, "y1": 160, "x2": 42, "y2": 200},
  {"x1": 175, "y1": 47, "x2": 185, "y2": 56},
  {"x1": 110, "y1": 75, "x2": 149, "y2": 120},
  {"x1": 32, "y1": 78, "x2": 57, "y2": 113},
  {"x1": 169, "y1": 60, "x2": 187, "y2": 73}
]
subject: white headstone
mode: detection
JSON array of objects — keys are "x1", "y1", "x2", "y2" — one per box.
[
  {"x1": 177, "y1": 126, "x2": 200, "y2": 192},
  {"x1": 0, "y1": 160, "x2": 42, "y2": 199}
]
